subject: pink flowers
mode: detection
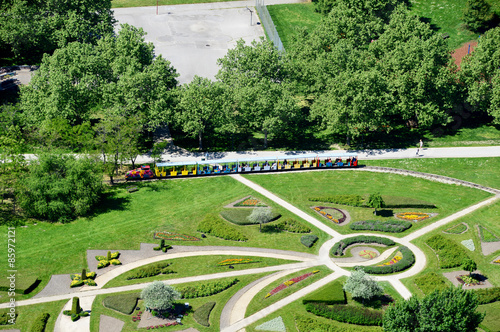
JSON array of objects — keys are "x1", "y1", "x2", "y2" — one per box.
[
  {"x1": 145, "y1": 322, "x2": 178, "y2": 329},
  {"x1": 265, "y1": 271, "x2": 319, "y2": 298}
]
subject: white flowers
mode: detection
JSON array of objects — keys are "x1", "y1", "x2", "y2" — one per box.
[
  {"x1": 461, "y1": 239, "x2": 475, "y2": 251},
  {"x1": 255, "y1": 316, "x2": 286, "y2": 332}
]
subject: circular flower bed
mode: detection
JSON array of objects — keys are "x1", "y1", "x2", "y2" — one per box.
[
  {"x1": 395, "y1": 212, "x2": 430, "y2": 221},
  {"x1": 359, "y1": 250, "x2": 377, "y2": 259},
  {"x1": 154, "y1": 232, "x2": 200, "y2": 241},
  {"x1": 312, "y1": 206, "x2": 346, "y2": 224}
]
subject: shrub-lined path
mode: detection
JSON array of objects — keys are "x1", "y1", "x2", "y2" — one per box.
[{"x1": 1, "y1": 164, "x2": 499, "y2": 332}]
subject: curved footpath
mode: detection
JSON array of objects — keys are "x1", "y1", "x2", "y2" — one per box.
[{"x1": 2, "y1": 162, "x2": 499, "y2": 332}]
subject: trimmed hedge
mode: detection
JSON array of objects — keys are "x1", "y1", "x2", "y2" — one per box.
[
  {"x1": 474, "y1": 287, "x2": 500, "y2": 304},
  {"x1": 274, "y1": 218, "x2": 311, "y2": 233},
  {"x1": 331, "y1": 236, "x2": 395, "y2": 257},
  {"x1": 179, "y1": 278, "x2": 238, "y2": 299},
  {"x1": 0, "y1": 277, "x2": 41, "y2": 294},
  {"x1": 0, "y1": 311, "x2": 17, "y2": 325},
  {"x1": 302, "y1": 281, "x2": 346, "y2": 305},
  {"x1": 194, "y1": 302, "x2": 215, "y2": 327},
  {"x1": 295, "y1": 315, "x2": 380, "y2": 332},
  {"x1": 305, "y1": 303, "x2": 383, "y2": 326},
  {"x1": 197, "y1": 214, "x2": 247, "y2": 241},
  {"x1": 103, "y1": 293, "x2": 140, "y2": 315},
  {"x1": 414, "y1": 272, "x2": 449, "y2": 295},
  {"x1": 126, "y1": 262, "x2": 174, "y2": 280},
  {"x1": 220, "y1": 209, "x2": 281, "y2": 225},
  {"x1": 309, "y1": 195, "x2": 363, "y2": 207},
  {"x1": 301, "y1": 234, "x2": 318, "y2": 248},
  {"x1": 30, "y1": 313, "x2": 50, "y2": 332},
  {"x1": 350, "y1": 220, "x2": 412, "y2": 233},
  {"x1": 357, "y1": 246, "x2": 415, "y2": 274},
  {"x1": 426, "y1": 234, "x2": 468, "y2": 268}
]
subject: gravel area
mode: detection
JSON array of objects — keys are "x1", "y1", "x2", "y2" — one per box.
[
  {"x1": 32, "y1": 274, "x2": 76, "y2": 298},
  {"x1": 442, "y1": 270, "x2": 494, "y2": 289},
  {"x1": 99, "y1": 315, "x2": 125, "y2": 332},
  {"x1": 137, "y1": 310, "x2": 178, "y2": 328},
  {"x1": 480, "y1": 241, "x2": 500, "y2": 256}
]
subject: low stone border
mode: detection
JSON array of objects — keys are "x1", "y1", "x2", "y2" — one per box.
[
  {"x1": 311, "y1": 206, "x2": 351, "y2": 226},
  {"x1": 443, "y1": 222, "x2": 469, "y2": 235}
]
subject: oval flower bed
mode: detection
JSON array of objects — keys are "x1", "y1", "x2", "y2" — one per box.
[
  {"x1": 265, "y1": 271, "x2": 319, "y2": 298},
  {"x1": 395, "y1": 212, "x2": 430, "y2": 222},
  {"x1": 218, "y1": 258, "x2": 254, "y2": 266},
  {"x1": 377, "y1": 252, "x2": 402, "y2": 266},
  {"x1": 312, "y1": 206, "x2": 346, "y2": 224},
  {"x1": 154, "y1": 232, "x2": 200, "y2": 241}
]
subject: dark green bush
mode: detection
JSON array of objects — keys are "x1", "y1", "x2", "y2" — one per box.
[
  {"x1": 309, "y1": 195, "x2": 363, "y2": 207},
  {"x1": 331, "y1": 236, "x2": 395, "y2": 257},
  {"x1": 426, "y1": 235, "x2": 468, "y2": 268},
  {"x1": 474, "y1": 287, "x2": 500, "y2": 304},
  {"x1": 302, "y1": 281, "x2": 346, "y2": 305},
  {"x1": 274, "y1": 218, "x2": 311, "y2": 233},
  {"x1": 301, "y1": 234, "x2": 318, "y2": 248},
  {"x1": 30, "y1": 313, "x2": 50, "y2": 332},
  {"x1": 305, "y1": 303, "x2": 383, "y2": 326},
  {"x1": 0, "y1": 311, "x2": 17, "y2": 325},
  {"x1": 194, "y1": 301, "x2": 216, "y2": 327},
  {"x1": 220, "y1": 209, "x2": 280, "y2": 225},
  {"x1": 126, "y1": 262, "x2": 174, "y2": 280},
  {"x1": 72, "y1": 297, "x2": 81, "y2": 315},
  {"x1": 349, "y1": 220, "x2": 412, "y2": 233},
  {"x1": 357, "y1": 246, "x2": 415, "y2": 274},
  {"x1": 103, "y1": 293, "x2": 140, "y2": 315},
  {"x1": 197, "y1": 214, "x2": 248, "y2": 241},
  {"x1": 179, "y1": 278, "x2": 238, "y2": 299},
  {"x1": 70, "y1": 313, "x2": 79, "y2": 322}
]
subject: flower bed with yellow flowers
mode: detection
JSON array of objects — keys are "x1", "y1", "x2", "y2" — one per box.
[
  {"x1": 234, "y1": 196, "x2": 267, "y2": 207},
  {"x1": 378, "y1": 252, "x2": 402, "y2": 266},
  {"x1": 395, "y1": 212, "x2": 430, "y2": 222},
  {"x1": 218, "y1": 258, "x2": 254, "y2": 266},
  {"x1": 265, "y1": 271, "x2": 320, "y2": 298},
  {"x1": 311, "y1": 206, "x2": 346, "y2": 224}
]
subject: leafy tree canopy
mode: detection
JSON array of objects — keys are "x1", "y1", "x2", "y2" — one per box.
[
  {"x1": 462, "y1": 0, "x2": 494, "y2": 32},
  {"x1": 141, "y1": 281, "x2": 180, "y2": 312},
  {"x1": 343, "y1": 268, "x2": 384, "y2": 302}
]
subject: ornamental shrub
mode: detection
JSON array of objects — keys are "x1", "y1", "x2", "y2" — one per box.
[
  {"x1": 72, "y1": 297, "x2": 82, "y2": 315},
  {"x1": 426, "y1": 235, "x2": 468, "y2": 268},
  {"x1": 179, "y1": 278, "x2": 238, "y2": 299},
  {"x1": 0, "y1": 311, "x2": 17, "y2": 325},
  {"x1": 349, "y1": 220, "x2": 412, "y2": 233},
  {"x1": 197, "y1": 214, "x2": 248, "y2": 241},
  {"x1": 193, "y1": 302, "x2": 216, "y2": 327},
  {"x1": 474, "y1": 287, "x2": 500, "y2": 304},
  {"x1": 141, "y1": 281, "x2": 180, "y2": 311},
  {"x1": 126, "y1": 262, "x2": 174, "y2": 280},
  {"x1": 305, "y1": 303, "x2": 383, "y2": 326},
  {"x1": 301, "y1": 234, "x2": 318, "y2": 248},
  {"x1": 358, "y1": 246, "x2": 415, "y2": 274},
  {"x1": 274, "y1": 218, "x2": 310, "y2": 233},
  {"x1": 331, "y1": 236, "x2": 395, "y2": 257},
  {"x1": 70, "y1": 313, "x2": 79, "y2": 322},
  {"x1": 309, "y1": 195, "x2": 363, "y2": 207}
]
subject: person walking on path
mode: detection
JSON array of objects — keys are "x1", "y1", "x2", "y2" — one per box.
[{"x1": 416, "y1": 139, "x2": 423, "y2": 155}]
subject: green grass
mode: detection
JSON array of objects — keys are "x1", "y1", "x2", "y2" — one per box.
[
  {"x1": 478, "y1": 301, "x2": 500, "y2": 332},
  {"x1": 364, "y1": 157, "x2": 500, "y2": 190},
  {"x1": 0, "y1": 176, "x2": 330, "y2": 302},
  {"x1": 444, "y1": 223, "x2": 468, "y2": 234},
  {"x1": 104, "y1": 255, "x2": 296, "y2": 288},
  {"x1": 423, "y1": 125, "x2": 500, "y2": 147},
  {"x1": 219, "y1": 208, "x2": 280, "y2": 225},
  {"x1": 242, "y1": 170, "x2": 492, "y2": 238},
  {"x1": 267, "y1": 3, "x2": 323, "y2": 50},
  {"x1": 0, "y1": 300, "x2": 67, "y2": 332},
  {"x1": 479, "y1": 226, "x2": 500, "y2": 242},
  {"x1": 414, "y1": 272, "x2": 450, "y2": 295},
  {"x1": 111, "y1": 0, "x2": 240, "y2": 8},
  {"x1": 103, "y1": 293, "x2": 139, "y2": 314}
]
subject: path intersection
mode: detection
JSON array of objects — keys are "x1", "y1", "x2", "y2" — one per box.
[{"x1": 2, "y1": 160, "x2": 499, "y2": 332}]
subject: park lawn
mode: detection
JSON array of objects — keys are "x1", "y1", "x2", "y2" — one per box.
[
  {"x1": 242, "y1": 170, "x2": 492, "y2": 237},
  {"x1": 401, "y1": 200, "x2": 500, "y2": 298},
  {"x1": 478, "y1": 301, "x2": 500, "y2": 332},
  {"x1": 267, "y1": 3, "x2": 322, "y2": 50},
  {"x1": 423, "y1": 125, "x2": 500, "y2": 147},
  {"x1": 364, "y1": 157, "x2": 500, "y2": 190},
  {"x1": 0, "y1": 300, "x2": 67, "y2": 332},
  {"x1": 0, "y1": 176, "x2": 329, "y2": 303},
  {"x1": 91, "y1": 273, "x2": 272, "y2": 331},
  {"x1": 104, "y1": 255, "x2": 298, "y2": 288},
  {"x1": 245, "y1": 266, "x2": 330, "y2": 317},
  {"x1": 111, "y1": 0, "x2": 239, "y2": 8}
]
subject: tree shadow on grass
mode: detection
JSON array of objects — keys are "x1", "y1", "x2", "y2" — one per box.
[
  {"x1": 356, "y1": 294, "x2": 395, "y2": 309},
  {"x1": 87, "y1": 188, "x2": 131, "y2": 218},
  {"x1": 376, "y1": 209, "x2": 394, "y2": 218}
]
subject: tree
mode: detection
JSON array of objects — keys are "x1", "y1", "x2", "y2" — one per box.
[
  {"x1": 141, "y1": 281, "x2": 180, "y2": 312},
  {"x1": 247, "y1": 208, "x2": 274, "y2": 232},
  {"x1": 383, "y1": 287, "x2": 484, "y2": 332},
  {"x1": 366, "y1": 193, "x2": 385, "y2": 215},
  {"x1": 462, "y1": 0, "x2": 494, "y2": 32},
  {"x1": 460, "y1": 27, "x2": 500, "y2": 123},
  {"x1": 0, "y1": 0, "x2": 115, "y2": 62},
  {"x1": 343, "y1": 268, "x2": 384, "y2": 303},
  {"x1": 71, "y1": 297, "x2": 82, "y2": 315},
  {"x1": 462, "y1": 258, "x2": 477, "y2": 276},
  {"x1": 18, "y1": 152, "x2": 104, "y2": 222}
]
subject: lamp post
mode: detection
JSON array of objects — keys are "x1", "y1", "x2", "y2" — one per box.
[{"x1": 246, "y1": 6, "x2": 253, "y2": 26}]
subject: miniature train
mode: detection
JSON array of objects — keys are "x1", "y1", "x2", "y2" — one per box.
[{"x1": 125, "y1": 153, "x2": 359, "y2": 180}]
